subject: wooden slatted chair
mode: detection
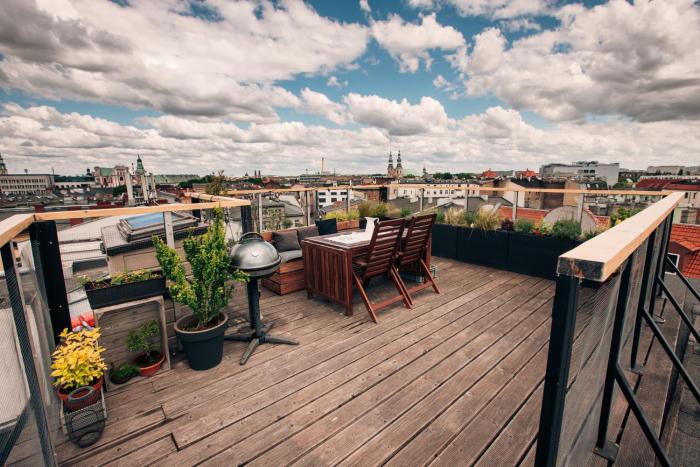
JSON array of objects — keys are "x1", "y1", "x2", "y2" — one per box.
[
  {"x1": 352, "y1": 218, "x2": 411, "y2": 323},
  {"x1": 395, "y1": 214, "x2": 440, "y2": 306}
]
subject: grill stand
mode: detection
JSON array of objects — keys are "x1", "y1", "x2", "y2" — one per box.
[{"x1": 225, "y1": 278, "x2": 298, "y2": 365}]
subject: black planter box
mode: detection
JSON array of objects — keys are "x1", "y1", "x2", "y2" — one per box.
[
  {"x1": 431, "y1": 224, "x2": 459, "y2": 259},
  {"x1": 457, "y1": 228, "x2": 509, "y2": 269},
  {"x1": 85, "y1": 276, "x2": 166, "y2": 309},
  {"x1": 507, "y1": 233, "x2": 578, "y2": 279}
]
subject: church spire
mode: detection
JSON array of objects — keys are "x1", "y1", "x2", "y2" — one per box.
[
  {"x1": 387, "y1": 150, "x2": 394, "y2": 176},
  {"x1": 0, "y1": 153, "x2": 7, "y2": 175},
  {"x1": 135, "y1": 155, "x2": 146, "y2": 175}
]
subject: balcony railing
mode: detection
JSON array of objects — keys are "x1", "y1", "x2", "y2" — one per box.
[{"x1": 0, "y1": 184, "x2": 693, "y2": 465}]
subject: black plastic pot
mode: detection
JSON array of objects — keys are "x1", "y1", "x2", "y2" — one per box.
[
  {"x1": 174, "y1": 313, "x2": 229, "y2": 371},
  {"x1": 431, "y1": 224, "x2": 459, "y2": 259},
  {"x1": 457, "y1": 228, "x2": 509, "y2": 269},
  {"x1": 85, "y1": 276, "x2": 166, "y2": 309},
  {"x1": 508, "y1": 233, "x2": 578, "y2": 279}
]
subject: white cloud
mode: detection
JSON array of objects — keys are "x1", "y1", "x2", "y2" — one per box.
[
  {"x1": 359, "y1": 0, "x2": 371, "y2": 14},
  {"x1": 433, "y1": 75, "x2": 450, "y2": 89},
  {"x1": 344, "y1": 93, "x2": 451, "y2": 135},
  {"x1": 406, "y1": 0, "x2": 435, "y2": 9},
  {"x1": 499, "y1": 18, "x2": 542, "y2": 32},
  {"x1": 326, "y1": 76, "x2": 348, "y2": 89},
  {"x1": 2, "y1": 103, "x2": 699, "y2": 176},
  {"x1": 300, "y1": 88, "x2": 347, "y2": 125},
  {"x1": 0, "y1": 0, "x2": 369, "y2": 122},
  {"x1": 446, "y1": 0, "x2": 552, "y2": 19},
  {"x1": 453, "y1": 0, "x2": 700, "y2": 122},
  {"x1": 371, "y1": 13, "x2": 465, "y2": 72}
]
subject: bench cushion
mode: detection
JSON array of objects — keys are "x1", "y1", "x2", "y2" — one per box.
[
  {"x1": 279, "y1": 249, "x2": 303, "y2": 263},
  {"x1": 297, "y1": 225, "x2": 319, "y2": 242}
]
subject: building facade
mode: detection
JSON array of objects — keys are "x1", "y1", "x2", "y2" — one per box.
[
  {"x1": 540, "y1": 161, "x2": 620, "y2": 187},
  {"x1": 387, "y1": 151, "x2": 403, "y2": 179},
  {"x1": 0, "y1": 174, "x2": 54, "y2": 194}
]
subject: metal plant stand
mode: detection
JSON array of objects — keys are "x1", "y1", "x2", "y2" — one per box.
[
  {"x1": 227, "y1": 232, "x2": 298, "y2": 365},
  {"x1": 225, "y1": 278, "x2": 298, "y2": 365}
]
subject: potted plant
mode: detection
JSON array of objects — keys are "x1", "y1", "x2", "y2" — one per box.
[
  {"x1": 51, "y1": 328, "x2": 107, "y2": 411},
  {"x1": 153, "y1": 209, "x2": 249, "y2": 371},
  {"x1": 81, "y1": 269, "x2": 166, "y2": 309},
  {"x1": 508, "y1": 218, "x2": 583, "y2": 279},
  {"x1": 126, "y1": 319, "x2": 165, "y2": 377},
  {"x1": 109, "y1": 363, "x2": 139, "y2": 385}
]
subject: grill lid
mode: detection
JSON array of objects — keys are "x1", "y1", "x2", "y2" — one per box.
[{"x1": 229, "y1": 232, "x2": 281, "y2": 277}]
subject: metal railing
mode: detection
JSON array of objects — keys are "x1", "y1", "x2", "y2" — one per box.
[
  {"x1": 0, "y1": 195, "x2": 250, "y2": 465},
  {"x1": 535, "y1": 191, "x2": 699, "y2": 466}
]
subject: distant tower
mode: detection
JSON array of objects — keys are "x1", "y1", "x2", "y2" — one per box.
[
  {"x1": 395, "y1": 150, "x2": 403, "y2": 177},
  {"x1": 422, "y1": 166, "x2": 428, "y2": 178},
  {"x1": 0, "y1": 153, "x2": 7, "y2": 175},
  {"x1": 387, "y1": 151, "x2": 394, "y2": 177},
  {"x1": 135, "y1": 155, "x2": 146, "y2": 175}
]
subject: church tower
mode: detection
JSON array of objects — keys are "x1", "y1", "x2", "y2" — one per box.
[
  {"x1": 0, "y1": 153, "x2": 7, "y2": 175},
  {"x1": 135, "y1": 155, "x2": 146, "y2": 175},
  {"x1": 387, "y1": 151, "x2": 394, "y2": 177},
  {"x1": 395, "y1": 150, "x2": 403, "y2": 177}
]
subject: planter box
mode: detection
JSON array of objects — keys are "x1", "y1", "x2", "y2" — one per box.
[
  {"x1": 431, "y1": 224, "x2": 459, "y2": 259},
  {"x1": 508, "y1": 233, "x2": 578, "y2": 279},
  {"x1": 85, "y1": 276, "x2": 166, "y2": 309},
  {"x1": 457, "y1": 228, "x2": 509, "y2": 269}
]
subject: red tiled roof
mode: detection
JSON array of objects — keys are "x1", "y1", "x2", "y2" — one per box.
[
  {"x1": 482, "y1": 169, "x2": 497, "y2": 178},
  {"x1": 635, "y1": 179, "x2": 680, "y2": 189},
  {"x1": 670, "y1": 223, "x2": 700, "y2": 278},
  {"x1": 498, "y1": 207, "x2": 547, "y2": 222},
  {"x1": 665, "y1": 183, "x2": 700, "y2": 191},
  {"x1": 521, "y1": 168, "x2": 537, "y2": 178}
]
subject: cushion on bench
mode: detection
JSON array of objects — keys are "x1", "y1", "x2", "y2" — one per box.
[{"x1": 279, "y1": 250, "x2": 303, "y2": 263}]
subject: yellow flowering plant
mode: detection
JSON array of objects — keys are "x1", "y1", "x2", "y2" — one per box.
[{"x1": 51, "y1": 328, "x2": 107, "y2": 391}]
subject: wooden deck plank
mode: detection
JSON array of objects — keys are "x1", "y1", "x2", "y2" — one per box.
[
  {"x1": 246, "y1": 279, "x2": 551, "y2": 466},
  {"x1": 383, "y1": 318, "x2": 551, "y2": 467},
  {"x1": 54, "y1": 259, "x2": 567, "y2": 467},
  {"x1": 162, "y1": 272, "x2": 533, "y2": 465}
]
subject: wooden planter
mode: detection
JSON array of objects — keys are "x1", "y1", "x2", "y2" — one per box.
[{"x1": 85, "y1": 275, "x2": 166, "y2": 309}]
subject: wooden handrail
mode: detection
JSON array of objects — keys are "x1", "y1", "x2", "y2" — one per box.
[
  {"x1": 0, "y1": 214, "x2": 34, "y2": 248},
  {"x1": 557, "y1": 192, "x2": 684, "y2": 282},
  {"x1": 0, "y1": 197, "x2": 250, "y2": 247}
]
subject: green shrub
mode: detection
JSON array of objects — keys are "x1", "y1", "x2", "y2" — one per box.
[
  {"x1": 399, "y1": 207, "x2": 412, "y2": 218},
  {"x1": 126, "y1": 320, "x2": 160, "y2": 365},
  {"x1": 462, "y1": 211, "x2": 478, "y2": 226},
  {"x1": 473, "y1": 210, "x2": 502, "y2": 231},
  {"x1": 435, "y1": 212, "x2": 446, "y2": 224},
  {"x1": 536, "y1": 220, "x2": 553, "y2": 236},
  {"x1": 514, "y1": 218, "x2": 535, "y2": 234},
  {"x1": 444, "y1": 208, "x2": 464, "y2": 226},
  {"x1": 358, "y1": 201, "x2": 389, "y2": 218},
  {"x1": 153, "y1": 209, "x2": 249, "y2": 330},
  {"x1": 551, "y1": 219, "x2": 582, "y2": 240},
  {"x1": 324, "y1": 209, "x2": 359, "y2": 222}
]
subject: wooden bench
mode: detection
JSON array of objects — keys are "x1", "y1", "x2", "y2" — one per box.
[{"x1": 260, "y1": 220, "x2": 359, "y2": 295}]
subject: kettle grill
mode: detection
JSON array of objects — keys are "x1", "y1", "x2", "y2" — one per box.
[{"x1": 226, "y1": 232, "x2": 298, "y2": 364}]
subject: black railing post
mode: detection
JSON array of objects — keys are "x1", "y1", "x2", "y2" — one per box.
[
  {"x1": 535, "y1": 274, "x2": 580, "y2": 467},
  {"x1": 630, "y1": 227, "x2": 657, "y2": 373},
  {"x1": 28, "y1": 221, "x2": 70, "y2": 343},
  {"x1": 649, "y1": 215, "x2": 672, "y2": 318},
  {"x1": 1, "y1": 243, "x2": 56, "y2": 466},
  {"x1": 594, "y1": 258, "x2": 633, "y2": 461},
  {"x1": 191, "y1": 196, "x2": 202, "y2": 220}
]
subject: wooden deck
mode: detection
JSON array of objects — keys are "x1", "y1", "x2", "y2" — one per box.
[{"x1": 55, "y1": 258, "x2": 556, "y2": 466}]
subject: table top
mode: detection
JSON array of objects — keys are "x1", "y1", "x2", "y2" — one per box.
[{"x1": 302, "y1": 230, "x2": 372, "y2": 251}]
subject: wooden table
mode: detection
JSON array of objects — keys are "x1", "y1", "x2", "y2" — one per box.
[{"x1": 302, "y1": 230, "x2": 430, "y2": 316}]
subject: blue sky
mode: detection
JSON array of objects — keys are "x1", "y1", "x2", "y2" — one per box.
[{"x1": 0, "y1": 0, "x2": 698, "y2": 176}]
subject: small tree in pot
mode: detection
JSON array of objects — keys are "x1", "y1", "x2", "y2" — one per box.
[
  {"x1": 126, "y1": 319, "x2": 164, "y2": 377},
  {"x1": 153, "y1": 209, "x2": 248, "y2": 370}
]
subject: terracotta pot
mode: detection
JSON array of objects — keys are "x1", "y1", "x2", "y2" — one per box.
[
  {"x1": 57, "y1": 377, "x2": 104, "y2": 411},
  {"x1": 135, "y1": 352, "x2": 165, "y2": 377}
]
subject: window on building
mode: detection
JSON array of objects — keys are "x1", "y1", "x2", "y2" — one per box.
[{"x1": 665, "y1": 253, "x2": 680, "y2": 275}]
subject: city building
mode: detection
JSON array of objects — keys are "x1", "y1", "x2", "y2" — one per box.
[
  {"x1": 54, "y1": 175, "x2": 96, "y2": 190},
  {"x1": 0, "y1": 173, "x2": 54, "y2": 194},
  {"x1": 540, "y1": 161, "x2": 620, "y2": 187},
  {"x1": 316, "y1": 187, "x2": 348, "y2": 207}
]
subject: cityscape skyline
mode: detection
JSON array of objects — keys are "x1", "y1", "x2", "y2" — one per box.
[{"x1": 0, "y1": 0, "x2": 699, "y2": 176}]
